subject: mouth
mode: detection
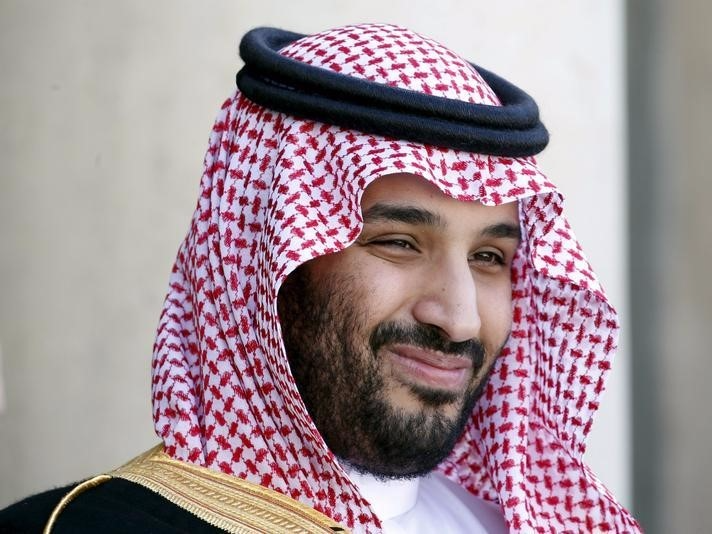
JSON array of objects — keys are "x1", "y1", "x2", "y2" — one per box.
[{"x1": 384, "y1": 344, "x2": 473, "y2": 392}]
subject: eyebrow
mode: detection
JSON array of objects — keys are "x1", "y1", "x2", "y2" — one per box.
[
  {"x1": 362, "y1": 202, "x2": 521, "y2": 241},
  {"x1": 480, "y1": 222, "x2": 521, "y2": 241},
  {"x1": 363, "y1": 203, "x2": 443, "y2": 227}
]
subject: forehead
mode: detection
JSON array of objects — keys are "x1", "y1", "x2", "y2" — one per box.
[{"x1": 361, "y1": 173, "x2": 519, "y2": 226}]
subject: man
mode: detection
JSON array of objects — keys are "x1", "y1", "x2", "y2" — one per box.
[{"x1": 0, "y1": 24, "x2": 640, "y2": 533}]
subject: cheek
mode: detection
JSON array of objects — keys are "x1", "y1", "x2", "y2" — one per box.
[
  {"x1": 352, "y1": 261, "x2": 413, "y2": 324},
  {"x1": 477, "y1": 280, "x2": 513, "y2": 344},
  {"x1": 307, "y1": 252, "x2": 410, "y2": 327}
]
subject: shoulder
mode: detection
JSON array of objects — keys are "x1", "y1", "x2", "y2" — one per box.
[
  {"x1": 0, "y1": 477, "x2": 220, "y2": 533},
  {"x1": 1, "y1": 446, "x2": 348, "y2": 534},
  {"x1": 0, "y1": 483, "x2": 71, "y2": 534}
]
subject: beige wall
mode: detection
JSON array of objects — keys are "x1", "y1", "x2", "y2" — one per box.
[
  {"x1": 627, "y1": 1, "x2": 712, "y2": 532},
  {"x1": 0, "y1": 0, "x2": 631, "y2": 513},
  {"x1": 660, "y1": 6, "x2": 712, "y2": 528}
]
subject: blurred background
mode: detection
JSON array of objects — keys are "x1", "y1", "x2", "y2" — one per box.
[{"x1": 0, "y1": 1, "x2": 708, "y2": 532}]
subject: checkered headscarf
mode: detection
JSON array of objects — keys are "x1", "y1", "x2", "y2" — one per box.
[{"x1": 152, "y1": 24, "x2": 640, "y2": 532}]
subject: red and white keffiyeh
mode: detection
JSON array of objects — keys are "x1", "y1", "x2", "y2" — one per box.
[{"x1": 151, "y1": 24, "x2": 640, "y2": 533}]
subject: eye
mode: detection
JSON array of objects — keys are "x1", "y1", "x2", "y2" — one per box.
[
  {"x1": 371, "y1": 238, "x2": 417, "y2": 250},
  {"x1": 471, "y1": 250, "x2": 505, "y2": 266}
]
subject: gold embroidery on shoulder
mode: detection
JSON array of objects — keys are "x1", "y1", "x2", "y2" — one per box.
[
  {"x1": 43, "y1": 474, "x2": 112, "y2": 534},
  {"x1": 112, "y1": 444, "x2": 349, "y2": 533}
]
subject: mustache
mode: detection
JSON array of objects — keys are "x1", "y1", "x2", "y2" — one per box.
[{"x1": 369, "y1": 322, "x2": 486, "y2": 370}]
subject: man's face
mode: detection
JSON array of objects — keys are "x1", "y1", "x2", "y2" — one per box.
[{"x1": 278, "y1": 173, "x2": 520, "y2": 478}]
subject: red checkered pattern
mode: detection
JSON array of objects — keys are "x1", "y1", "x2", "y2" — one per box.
[{"x1": 151, "y1": 24, "x2": 640, "y2": 532}]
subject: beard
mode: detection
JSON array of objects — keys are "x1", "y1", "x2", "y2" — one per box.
[{"x1": 277, "y1": 265, "x2": 499, "y2": 479}]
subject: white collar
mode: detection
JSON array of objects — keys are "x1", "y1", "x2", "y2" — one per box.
[{"x1": 345, "y1": 468, "x2": 420, "y2": 521}]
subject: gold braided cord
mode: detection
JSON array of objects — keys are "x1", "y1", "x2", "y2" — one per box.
[{"x1": 43, "y1": 474, "x2": 112, "y2": 534}]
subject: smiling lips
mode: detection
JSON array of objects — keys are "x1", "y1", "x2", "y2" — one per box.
[{"x1": 386, "y1": 344, "x2": 474, "y2": 391}]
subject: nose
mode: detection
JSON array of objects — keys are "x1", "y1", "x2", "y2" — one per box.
[{"x1": 411, "y1": 254, "x2": 481, "y2": 343}]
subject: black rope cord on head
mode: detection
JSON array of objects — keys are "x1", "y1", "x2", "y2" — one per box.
[{"x1": 236, "y1": 27, "x2": 549, "y2": 157}]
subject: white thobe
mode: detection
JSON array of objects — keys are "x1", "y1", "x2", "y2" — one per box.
[{"x1": 347, "y1": 470, "x2": 508, "y2": 533}]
